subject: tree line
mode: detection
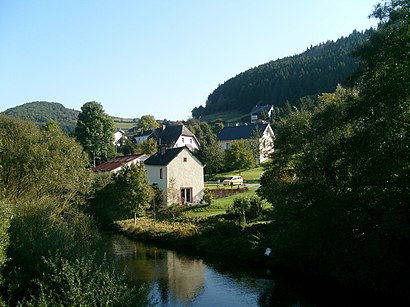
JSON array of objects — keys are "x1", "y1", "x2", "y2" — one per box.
[
  {"x1": 0, "y1": 115, "x2": 148, "y2": 305},
  {"x1": 192, "y1": 29, "x2": 370, "y2": 118},
  {"x1": 258, "y1": 0, "x2": 409, "y2": 295}
]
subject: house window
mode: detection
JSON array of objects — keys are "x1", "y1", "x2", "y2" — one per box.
[
  {"x1": 225, "y1": 142, "x2": 231, "y2": 149},
  {"x1": 190, "y1": 138, "x2": 192, "y2": 143},
  {"x1": 182, "y1": 137, "x2": 185, "y2": 143},
  {"x1": 159, "y1": 168, "x2": 163, "y2": 179},
  {"x1": 183, "y1": 157, "x2": 187, "y2": 162}
]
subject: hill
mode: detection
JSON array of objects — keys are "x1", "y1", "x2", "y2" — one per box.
[
  {"x1": 192, "y1": 30, "x2": 371, "y2": 119},
  {"x1": 2, "y1": 101, "x2": 79, "y2": 133}
]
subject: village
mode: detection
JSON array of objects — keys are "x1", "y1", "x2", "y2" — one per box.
[{"x1": 95, "y1": 104, "x2": 275, "y2": 206}]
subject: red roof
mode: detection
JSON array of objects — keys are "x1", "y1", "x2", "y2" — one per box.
[{"x1": 93, "y1": 154, "x2": 149, "y2": 172}]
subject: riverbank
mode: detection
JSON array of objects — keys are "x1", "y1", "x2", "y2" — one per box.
[{"x1": 113, "y1": 215, "x2": 272, "y2": 266}]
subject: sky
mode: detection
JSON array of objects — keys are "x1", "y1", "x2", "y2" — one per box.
[{"x1": 0, "y1": 0, "x2": 378, "y2": 121}]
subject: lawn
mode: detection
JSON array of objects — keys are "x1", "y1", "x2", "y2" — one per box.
[
  {"x1": 200, "y1": 111, "x2": 248, "y2": 123},
  {"x1": 183, "y1": 186, "x2": 263, "y2": 219},
  {"x1": 208, "y1": 166, "x2": 264, "y2": 183}
]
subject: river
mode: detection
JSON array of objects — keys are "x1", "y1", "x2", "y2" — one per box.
[{"x1": 103, "y1": 233, "x2": 373, "y2": 306}]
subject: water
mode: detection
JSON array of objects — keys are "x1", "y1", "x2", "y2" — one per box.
[
  {"x1": 104, "y1": 233, "x2": 276, "y2": 306},
  {"x1": 103, "y1": 233, "x2": 383, "y2": 306}
]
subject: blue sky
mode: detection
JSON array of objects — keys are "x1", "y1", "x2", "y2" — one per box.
[{"x1": 0, "y1": 0, "x2": 378, "y2": 120}]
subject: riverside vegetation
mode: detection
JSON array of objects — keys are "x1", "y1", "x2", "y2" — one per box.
[{"x1": 0, "y1": 117, "x2": 148, "y2": 306}]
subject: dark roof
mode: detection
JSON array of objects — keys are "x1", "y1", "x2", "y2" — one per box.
[
  {"x1": 144, "y1": 147, "x2": 186, "y2": 166},
  {"x1": 217, "y1": 124, "x2": 269, "y2": 141},
  {"x1": 142, "y1": 124, "x2": 197, "y2": 146},
  {"x1": 93, "y1": 154, "x2": 148, "y2": 172},
  {"x1": 251, "y1": 104, "x2": 273, "y2": 115},
  {"x1": 136, "y1": 129, "x2": 156, "y2": 137}
]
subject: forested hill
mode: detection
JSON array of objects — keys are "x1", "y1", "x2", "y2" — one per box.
[
  {"x1": 2, "y1": 101, "x2": 79, "y2": 132},
  {"x1": 192, "y1": 30, "x2": 371, "y2": 118}
]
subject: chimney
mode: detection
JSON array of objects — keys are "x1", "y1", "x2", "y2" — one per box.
[{"x1": 160, "y1": 144, "x2": 167, "y2": 156}]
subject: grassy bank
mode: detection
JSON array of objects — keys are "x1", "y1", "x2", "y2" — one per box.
[{"x1": 111, "y1": 185, "x2": 273, "y2": 265}]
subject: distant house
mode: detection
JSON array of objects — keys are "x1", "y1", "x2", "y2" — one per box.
[
  {"x1": 93, "y1": 154, "x2": 150, "y2": 173},
  {"x1": 113, "y1": 128, "x2": 127, "y2": 147},
  {"x1": 134, "y1": 124, "x2": 200, "y2": 151},
  {"x1": 217, "y1": 123, "x2": 274, "y2": 163},
  {"x1": 144, "y1": 146, "x2": 204, "y2": 205},
  {"x1": 250, "y1": 104, "x2": 274, "y2": 123}
]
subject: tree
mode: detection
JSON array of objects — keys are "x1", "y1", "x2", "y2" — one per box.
[
  {"x1": 149, "y1": 185, "x2": 164, "y2": 224},
  {"x1": 75, "y1": 101, "x2": 115, "y2": 167},
  {"x1": 258, "y1": 0, "x2": 410, "y2": 291},
  {"x1": 224, "y1": 139, "x2": 256, "y2": 171},
  {"x1": 0, "y1": 115, "x2": 92, "y2": 204},
  {"x1": 136, "y1": 115, "x2": 160, "y2": 131},
  {"x1": 115, "y1": 163, "x2": 153, "y2": 225},
  {"x1": 197, "y1": 139, "x2": 224, "y2": 175},
  {"x1": 0, "y1": 197, "x2": 11, "y2": 299},
  {"x1": 134, "y1": 138, "x2": 158, "y2": 155}
]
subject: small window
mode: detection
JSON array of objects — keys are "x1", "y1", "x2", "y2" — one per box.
[
  {"x1": 160, "y1": 168, "x2": 163, "y2": 179},
  {"x1": 182, "y1": 137, "x2": 185, "y2": 143},
  {"x1": 190, "y1": 138, "x2": 192, "y2": 143},
  {"x1": 183, "y1": 157, "x2": 187, "y2": 162}
]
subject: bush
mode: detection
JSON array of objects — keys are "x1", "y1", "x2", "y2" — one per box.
[
  {"x1": 231, "y1": 195, "x2": 263, "y2": 225},
  {"x1": 21, "y1": 256, "x2": 148, "y2": 307}
]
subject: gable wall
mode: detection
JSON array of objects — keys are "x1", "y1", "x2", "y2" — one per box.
[
  {"x1": 167, "y1": 150, "x2": 204, "y2": 205},
  {"x1": 174, "y1": 135, "x2": 199, "y2": 150}
]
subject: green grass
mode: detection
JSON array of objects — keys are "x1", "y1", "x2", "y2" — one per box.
[
  {"x1": 200, "y1": 111, "x2": 248, "y2": 123},
  {"x1": 183, "y1": 186, "x2": 261, "y2": 219},
  {"x1": 208, "y1": 167, "x2": 264, "y2": 183},
  {"x1": 111, "y1": 117, "x2": 137, "y2": 131}
]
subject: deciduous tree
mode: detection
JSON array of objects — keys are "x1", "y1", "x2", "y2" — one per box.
[
  {"x1": 115, "y1": 163, "x2": 153, "y2": 225},
  {"x1": 75, "y1": 101, "x2": 115, "y2": 167}
]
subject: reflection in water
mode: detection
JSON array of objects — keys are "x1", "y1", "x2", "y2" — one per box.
[
  {"x1": 108, "y1": 235, "x2": 205, "y2": 305},
  {"x1": 105, "y1": 234, "x2": 274, "y2": 306}
]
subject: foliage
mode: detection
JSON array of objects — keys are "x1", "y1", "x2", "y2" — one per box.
[
  {"x1": 136, "y1": 114, "x2": 160, "y2": 131},
  {"x1": 231, "y1": 195, "x2": 263, "y2": 225},
  {"x1": 196, "y1": 139, "x2": 225, "y2": 175},
  {"x1": 1, "y1": 101, "x2": 79, "y2": 133},
  {"x1": 0, "y1": 197, "x2": 11, "y2": 298},
  {"x1": 75, "y1": 101, "x2": 115, "y2": 167},
  {"x1": 115, "y1": 163, "x2": 153, "y2": 224},
  {"x1": 0, "y1": 116, "x2": 93, "y2": 204},
  {"x1": 22, "y1": 256, "x2": 147, "y2": 307},
  {"x1": 134, "y1": 138, "x2": 158, "y2": 155},
  {"x1": 203, "y1": 189, "x2": 213, "y2": 205},
  {"x1": 166, "y1": 178, "x2": 180, "y2": 205},
  {"x1": 149, "y1": 185, "x2": 164, "y2": 222},
  {"x1": 258, "y1": 0, "x2": 410, "y2": 292},
  {"x1": 224, "y1": 139, "x2": 257, "y2": 171},
  {"x1": 193, "y1": 30, "x2": 370, "y2": 117}
]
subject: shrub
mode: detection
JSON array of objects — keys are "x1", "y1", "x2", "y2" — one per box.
[
  {"x1": 231, "y1": 195, "x2": 264, "y2": 225},
  {"x1": 21, "y1": 256, "x2": 148, "y2": 307}
]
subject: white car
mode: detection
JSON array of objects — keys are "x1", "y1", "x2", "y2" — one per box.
[{"x1": 223, "y1": 176, "x2": 244, "y2": 186}]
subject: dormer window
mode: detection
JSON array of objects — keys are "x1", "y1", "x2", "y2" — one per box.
[{"x1": 182, "y1": 137, "x2": 185, "y2": 143}]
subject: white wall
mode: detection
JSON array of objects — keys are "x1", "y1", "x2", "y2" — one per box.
[{"x1": 175, "y1": 135, "x2": 199, "y2": 150}]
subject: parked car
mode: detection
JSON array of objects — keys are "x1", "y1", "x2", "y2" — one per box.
[{"x1": 223, "y1": 176, "x2": 244, "y2": 186}]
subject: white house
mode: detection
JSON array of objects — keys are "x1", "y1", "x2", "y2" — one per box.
[
  {"x1": 113, "y1": 129, "x2": 127, "y2": 146},
  {"x1": 144, "y1": 146, "x2": 204, "y2": 205},
  {"x1": 217, "y1": 123, "x2": 274, "y2": 163},
  {"x1": 250, "y1": 105, "x2": 274, "y2": 123},
  {"x1": 133, "y1": 125, "x2": 200, "y2": 151},
  {"x1": 93, "y1": 154, "x2": 150, "y2": 174}
]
